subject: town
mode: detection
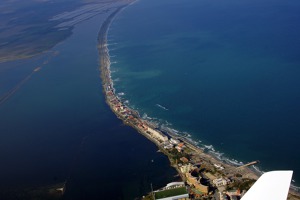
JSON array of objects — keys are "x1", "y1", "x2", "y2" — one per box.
[
  {"x1": 98, "y1": 21, "x2": 300, "y2": 200},
  {"x1": 104, "y1": 75, "x2": 259, "y2": 199}
]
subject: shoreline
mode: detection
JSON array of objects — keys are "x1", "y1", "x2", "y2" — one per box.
[{"x1": 97, "y1": 3, "x2": 300, "y2": 198}]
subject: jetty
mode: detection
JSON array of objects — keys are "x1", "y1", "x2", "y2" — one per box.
[{"x1": 237, "y1": 161, "x2": 260, "y2": 170}]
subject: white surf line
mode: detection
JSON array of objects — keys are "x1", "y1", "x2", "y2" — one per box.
[{"x1": 156, "y1": 104, "x2": 169, "y2": 110}]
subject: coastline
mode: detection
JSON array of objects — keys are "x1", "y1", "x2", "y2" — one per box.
[
  {"x1": 1, "y1": 6, "x2": 174, "y2": 199},
  {"x1": 97, "y1": 2, "x2": 300, "y2": 199}
]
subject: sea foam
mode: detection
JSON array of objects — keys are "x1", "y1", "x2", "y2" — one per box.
[{"x1": 156, "y1": 104, "x2": 169, "y2": 111}]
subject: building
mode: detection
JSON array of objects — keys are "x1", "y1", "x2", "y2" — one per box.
[
  {"x1": 170, "y1": 138, "x2": 180, "y2": 145},
  {"x1": 180, "y1": 164, "x2": 194, "y2": 174},
  {"x1": 213, "y1": 178, "x2": 229, "y2": 187},
  {"x1": 165, "y1": 182, "x2": 185, "y2": 189},
  {"x1": 180, "y1": 157, "x2": 189, "y2": 163},
  {"x1": 226, "y1": 190, "x2": 241, "y2": 200},
  {"x1": 147, "y1": 127, "x2": 168, "y2": 142},
  {"x1": 186, "y1": 173, "x2": 209, "y2": 194},
  {"x1": 177, "y1": 143, "x2": 185, "y2": 148},
  {"x1": 154, "y1": 182, "x2": 189, "y2": 200},
  {"x1": 164, "y1": 143, "x2": 174, "y2": 149},
  {"x1": 214, "y1": 163, "x2": 224, "y2": 170},
  {"x1": 175, "y1": 146, "x2": 183, "y2": 152},
  {"x1": 219, "y1": 192, "x2": 228, "y2": 200}
]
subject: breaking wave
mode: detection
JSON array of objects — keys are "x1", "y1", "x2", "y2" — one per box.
[
  {"x1": 105, "y1": 39, "x2": 299, "y2": 190},
  {"x1": 156, "y1": 104, "x2": 169, "y2": 111}
]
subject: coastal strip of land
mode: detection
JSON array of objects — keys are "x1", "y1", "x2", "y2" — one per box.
[
  {"x1": 97, "y1": 4, "x2": 300, "y2": 199},
  {"x1": 0, "y1": 0, "x2": 132, "y2": 64}
]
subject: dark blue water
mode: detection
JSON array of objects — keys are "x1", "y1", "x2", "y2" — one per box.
[
  {"x1": 109, "y1": 0, "x2": 300, "y2": 185},
  {"x1": 0, "y1": 12, "x2": 177, "y2": 199}
]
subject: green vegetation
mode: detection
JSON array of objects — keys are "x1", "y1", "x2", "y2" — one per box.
[
  {"x1": 227, "y1": 179, "x2": 255, "y2": 191},
  {"x1": 206, "y1": 168, "x2": 217, "y2": 175},
  {"x1": 155, "y1": 187, "x2": 188, "y2": 199},
  {"x1": 239, "y1": 179, "x2": 256, "y2": 191},
  {"x1": 142, "y1": 194, "x2": 154, "y2": 200},
  {"x1": 168, "y1": 149, "x2": 190, "y2": 162}
]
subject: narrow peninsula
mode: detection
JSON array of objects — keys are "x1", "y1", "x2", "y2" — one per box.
[{"x1": 97, "y1": 3, "x2": 300, "y2": 200}]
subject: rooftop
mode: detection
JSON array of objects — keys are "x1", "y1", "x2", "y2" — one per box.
[{"x1": 155, "y1": 187, "x2": 188, "y2": 200}]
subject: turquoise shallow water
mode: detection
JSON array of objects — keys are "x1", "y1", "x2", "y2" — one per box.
[
  {"x1": 1, "y1": 0, "x2": 299, "y2": 198},
  {"x1": 109, "y1": 0, "x2": 300, "y2": 185}
]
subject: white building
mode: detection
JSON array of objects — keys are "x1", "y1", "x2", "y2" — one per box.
[
  {"x1": 170, "y1": 138, "x2": 180, "y2": 145},
  {"x1": 164, "y1": 144, "x2": 174, "y2": 149},
  {"x1": 147, "y1": 127, "x2": 168, "y2": 142},
  {"x1": 180, "y1": 163, "x2": 194, "y2": 174},
  {"x1": 155, "y1": 182, "x2": 189, "y2": 200},
  {"x1": 214, "y1": 163, "x2": 225, "y2": 170},
  {"x1": 213, "y1": 178, "x2": 228, "y2": 187},
  {"x1": 165, "y1": 182, "x2": 185, "y2": 189}
]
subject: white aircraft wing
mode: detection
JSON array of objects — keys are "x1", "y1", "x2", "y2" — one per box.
[{"x1": 241, "y1": 171, "x2": 293, "y2": 200}]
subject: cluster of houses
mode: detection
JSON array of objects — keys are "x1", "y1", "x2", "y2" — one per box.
[
  {"x1": 103, "y1": 69, "x2": 190, "y2": 149},
  {"x1": 103, "y1": 47, "x2": 245, "y2": 200},
  {"x1": 104, "y1": 81, "x2": 198, "y2": 150},
  {"x1": 214, "y1": 163, "x2": 225, "y2": 170},
  {"x1": 218, "y1": 190, "x2": 241, "y2": 200},
  {"x1": 178, "y1": 163, "x2": 209, "y2": 197},
  {"x1": 213, "y1": 178, "x2": 230, "y2": 187},
  {"x1": 105, "y1": 82, "x2": 171, "y2": 144},
  {"x1": 177, "y1": 159, "x2": 241, "y2": 200},
  {"x1": 163, "y1": 138, "x2": 186, "y2": 152}
]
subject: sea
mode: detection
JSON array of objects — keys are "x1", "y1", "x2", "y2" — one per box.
[
  {"x1": 108, "y1": 0, "x2": 300, "y2": 187},
  {"x1": 0, "y1": 11, "x2": 177, "y2": 200},
  {"x1": 0, "y1": 0, "x2": 300, "y2": 199}
]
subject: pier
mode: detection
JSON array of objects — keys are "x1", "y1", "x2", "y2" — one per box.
[{"x1": 236, "y1": 160, "x2": 260, "y2": 170}]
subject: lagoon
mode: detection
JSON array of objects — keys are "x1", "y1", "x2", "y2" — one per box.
[{"x1": 0, "y1": 8, "x2": 176, "y2": 200}]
